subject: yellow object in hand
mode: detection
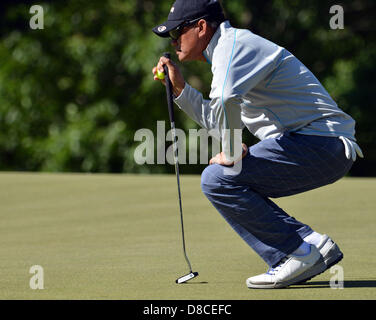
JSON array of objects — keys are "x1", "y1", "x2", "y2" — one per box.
[{"x1": 156, "y1": 70, "x2": 165, "y2": 80}]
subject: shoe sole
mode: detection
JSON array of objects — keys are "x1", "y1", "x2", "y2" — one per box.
[{"x1": 296, "y1": 241, "x2": 344, "y2": 284}]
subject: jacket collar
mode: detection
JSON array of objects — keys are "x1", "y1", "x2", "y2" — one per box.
[{"x1": 203, "y1": 20, "x2": 231, "y2": 64}]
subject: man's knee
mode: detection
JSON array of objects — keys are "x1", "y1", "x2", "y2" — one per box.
[{"x1": 201, "y1": 164, "x2": 225, "y2": 194}]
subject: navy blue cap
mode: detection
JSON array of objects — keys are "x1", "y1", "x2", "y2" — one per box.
[{"x1": 152, "y1": 0, "x2": 225, "y2": 38}]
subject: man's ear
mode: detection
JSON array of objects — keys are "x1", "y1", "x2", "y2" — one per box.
[{"x1": 197, "y1": 19, "x2": 208, "y2": 37}]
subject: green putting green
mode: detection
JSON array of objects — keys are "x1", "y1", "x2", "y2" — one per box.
[{"x1": 0, "y1": 172, "x2": 375, "y2": 299}]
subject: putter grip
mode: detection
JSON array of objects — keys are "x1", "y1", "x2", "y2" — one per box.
[{"x1": 163, "y1": 52, "x2": 175, "y2": 124}]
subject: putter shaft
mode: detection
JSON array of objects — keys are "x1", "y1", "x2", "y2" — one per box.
[{"x1": 163, "y1": 52, "x2": 194, "y2": 275}]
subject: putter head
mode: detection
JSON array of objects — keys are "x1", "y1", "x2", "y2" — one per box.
[{"x1": 176, "y1": 272, "x2": 199, "y2": 284}]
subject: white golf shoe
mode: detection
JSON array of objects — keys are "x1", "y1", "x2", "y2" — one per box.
[{"x1": 246, "y1": 244, "x2": 325, "y2": 289}]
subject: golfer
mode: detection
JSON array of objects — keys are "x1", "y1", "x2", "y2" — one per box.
[{"x1": 152, "y1": 0, "x2": 363, "y2": 288}]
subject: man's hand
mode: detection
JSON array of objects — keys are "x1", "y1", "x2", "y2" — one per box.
[
  {"x1": 209, "y1": 143, "x2": 248, "y2": 166},
  {"x1": 152, "y1": 56, "x2": 186, "y2": 97}
]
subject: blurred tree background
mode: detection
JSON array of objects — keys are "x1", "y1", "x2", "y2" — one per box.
[{"x1": 0, "y1": 0, "x2": 375, "y2": 175}]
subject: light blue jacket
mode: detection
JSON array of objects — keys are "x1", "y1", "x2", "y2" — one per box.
[{"x1": 174, "y1": 21, "x2": 362, "y2": 160}]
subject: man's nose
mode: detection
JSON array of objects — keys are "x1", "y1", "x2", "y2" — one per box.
[{"x1": 171, "y1": 39, "x2": 178, "y2": 47}]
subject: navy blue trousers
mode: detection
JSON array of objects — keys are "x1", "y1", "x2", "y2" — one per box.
[{"x1": 201, "y1": 132, "x2": 353, "y2": 267}]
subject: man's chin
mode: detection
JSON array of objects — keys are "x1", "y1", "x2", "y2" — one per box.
[
  {"x1": 175, "y1": 50, "x2": 184, "y2": 61},
  {"x1": 176, "y1": 51, "x2": 190, "y2": 62}
]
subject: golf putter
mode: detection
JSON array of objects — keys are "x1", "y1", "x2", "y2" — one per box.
[{"x1": 162, "y1": 52, "x2": 199, "y2": 284}]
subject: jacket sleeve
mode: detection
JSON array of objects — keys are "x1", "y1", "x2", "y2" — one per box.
[{"x1": 174, "y1": 82, "x2": 243, "y2": 156}]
